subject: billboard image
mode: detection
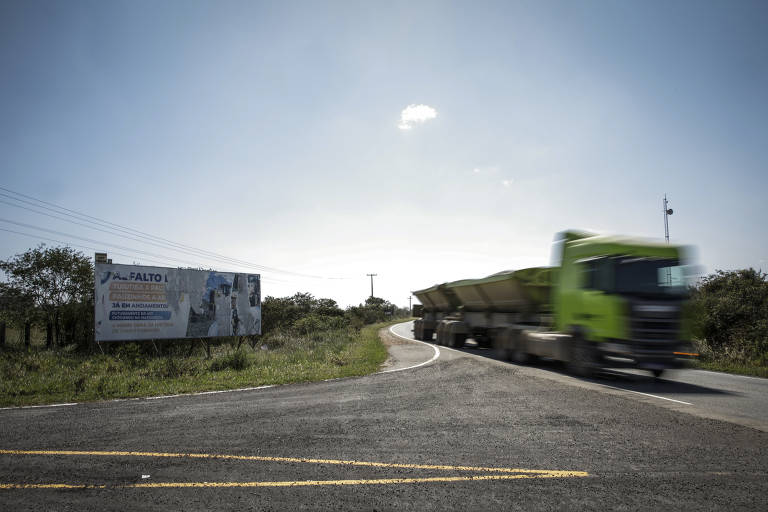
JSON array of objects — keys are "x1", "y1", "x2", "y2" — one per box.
[{"x1": 95, "y1": 263, "x2": 261, "y2": 342}]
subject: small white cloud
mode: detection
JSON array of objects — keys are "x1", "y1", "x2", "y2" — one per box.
[
  {"x1": 398, "y1": 104, "x2": 438, "y2": 130},
  {"x1": 472, "y1": 165, "x2": 500, "y2": 175},
  {"x1": 501, "y1": 179, "x2": 514, "y2": 188}
]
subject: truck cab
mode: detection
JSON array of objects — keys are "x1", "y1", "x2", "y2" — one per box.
[{"x1": 555, "y1": 231, "x2": 695, "y2": 374}]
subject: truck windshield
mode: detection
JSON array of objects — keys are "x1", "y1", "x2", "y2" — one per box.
[
  {"x1": 613, "y1": 258, "x2": 686, "y2": 297},
  {"x1": 584, "y1": 257, "x2": 687, "y2": 297}
]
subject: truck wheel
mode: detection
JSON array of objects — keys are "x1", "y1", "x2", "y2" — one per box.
[
  {"x1": 509, "y1": 330, "x2": 532, "y2": 364},
  {"x1": 568, "y1": 338, "x2": 596, "y2": 378},
  {"x1": 435, "y1": 324, "x2": 446, "y2": 346},
  {"x1": 451, "y1": 333, "x2": 466, "y2": 349},
  {"x1": 511, "y1": 347, "x2": 529, "y2": 364},
  {"x1": 413, "y1": 320, "x2": 423, "y2": 340},
  {"x1": 494, "y1": 329, "x2": 513, "y2": 361}
]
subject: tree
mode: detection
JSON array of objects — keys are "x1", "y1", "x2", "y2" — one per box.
[
  {"x1": 261, "y1": 293, "x2": 345, "y2": 335},
  {"x1": 0, "y1": 245, "x2": 94, "y2": 347},
  {"x1": 691, "y1": 268, "x2": 768, "y2": 360},
  {"x1": 0, "y1": 281, "x2": 37, "y2": 344},
  {"x1": 346, "y1": 296, "x2": 398, "y2": 326}
]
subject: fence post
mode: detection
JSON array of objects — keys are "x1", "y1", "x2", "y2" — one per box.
[
  {"x1": 0, "y1": 322, "x2": 5, "y2": 347},
  {"x1": 24, "y1": 322, "x2": 30, "y2": 347},
  {"x1": 46, "y1": 323, "x2": 53, "y2": 348}
]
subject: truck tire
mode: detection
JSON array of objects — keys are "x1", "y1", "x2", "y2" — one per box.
[
  {"x1": 451, "y1": 332, "x2": 466, "y2": 349},
  {"x1": 509, "y1": 330, "x2": 532, "y2": 364},
  {"x1": 511, "y1": 345, "x2": 530, "y2": 364},
  {"x1": 568, "y1": 337, "x2": 596, "y2": 378},
  {"x1": 413, "y1": 320, "x2": 423, "y2": 340},
  {"x1": 494, "y1": 328, "x2": 513, "y2": 361},
  {"x1": 446, "y1": 322, "x2": 467, "y2": 348},
  {"x1": 435, "y1": 323, "x2": 446, "y2": 346},
  {"x1": 423, "y1": 329, "x2": 434, "y2": 342}
]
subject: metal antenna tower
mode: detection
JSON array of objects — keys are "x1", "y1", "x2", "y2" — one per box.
[
  {"x1": 663, "y1": 194, "x2": 673, "y2": 243},
  {"x1": 663, "y1": 194, "x2": 674, "y2": 285}
]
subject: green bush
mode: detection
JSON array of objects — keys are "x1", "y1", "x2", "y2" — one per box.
[
  {"x1": 209, "y1": 350, "x2": 251, "y2": 372},
  {"x1": 293, "y1": 314, "x2": 347, "y2": 335},
  {"x1": 691, "y1": 268, "x2": 768, "y2": 363}
]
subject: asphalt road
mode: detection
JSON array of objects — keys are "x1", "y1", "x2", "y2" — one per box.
[{"x1": 1, "y1": 321, "x2": 766, "y2": 510}]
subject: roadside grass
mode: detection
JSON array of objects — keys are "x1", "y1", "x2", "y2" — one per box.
[
  {"x1": 690, "y1": 339, "x2": 768, "y2": 378},
  {"x1": 690, "y1": 358, "x2": 768, "y2": 379},
  {"x1": 0, "y1": 322, "x2": 394, "y2": 407}
]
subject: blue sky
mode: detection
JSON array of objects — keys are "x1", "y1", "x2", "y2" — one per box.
[{"x1": 1, "y1": 0, "x2": 767, "y2": 307}]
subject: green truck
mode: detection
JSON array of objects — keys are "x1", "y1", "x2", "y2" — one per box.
[{"x1": 412, "y1": 230, "x2": 696, "y2": 377}]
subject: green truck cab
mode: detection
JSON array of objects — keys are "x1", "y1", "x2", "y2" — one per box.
[{"x1": 554, "y1": 231, "x2": 695, "y2": 375}]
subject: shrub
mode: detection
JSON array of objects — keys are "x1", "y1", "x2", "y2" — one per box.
[
  {"x1": 209, "y1": 350, "x2": 251, "y2": 372},
  {"x1": 691, "y1": 268, "x2": 768, "y2": 362}
]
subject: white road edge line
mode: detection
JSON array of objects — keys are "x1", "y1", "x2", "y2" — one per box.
[
  {"x1": 379, "y1": 323, "x2": 440, "y2": 374},
  {"x1": 0, "y1": 385, "x2": 276, "y2": 411},
  {"x1": 599, "y1": 384, "x2": 693, "y2": 405},
  {"x1": 0, "y1": 402, "x2": 78, "y2": 411},
  {"x1": 694, "y1": 369, "x2": 767, "y2": 382}
]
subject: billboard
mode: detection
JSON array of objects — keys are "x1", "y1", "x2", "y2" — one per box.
[{"x1": 95, "y1": 263, "x2": 261, "y2": 342}]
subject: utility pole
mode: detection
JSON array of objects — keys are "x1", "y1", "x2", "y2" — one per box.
[
  {"x1": 366, "y1": 273, "x2": 377, "y2": 298},
  {"x1": 408, "y1": 295, "x2": 412, "y2": 311}
]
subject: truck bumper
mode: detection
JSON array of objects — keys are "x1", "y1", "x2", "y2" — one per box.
[{"x1": 598, "y1": 341, "x2": 697, "y2": 370}]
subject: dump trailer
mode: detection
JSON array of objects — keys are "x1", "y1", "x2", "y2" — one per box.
[
  {"x1": 412, "y1": 230, "x2": 696, "y2": 377},
  {"x1": 411, "y1": 283, "x2": 461, "y2": 341}
]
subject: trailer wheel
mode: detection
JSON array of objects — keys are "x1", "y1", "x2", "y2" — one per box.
[
  {"x1": 508, "y1": 329, "x2": 533, "y2": 364},
  {"x1": 511, "y1": 346, "x2": 530, "y2": 365},
  {"x1": 568, "y1": 337, "x2": 596, "y2": 378},
  {"x1": 451, "y1": 332, "x2": 466, "y2": 349},
  {"x1": 435, "y1": 323, "x2": 446, "y2": 346},
  {"x1": 413, "y1": 320, "x2": 423, "y2": 340}
]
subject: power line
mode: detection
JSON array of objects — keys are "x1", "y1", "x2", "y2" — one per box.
[
  {"x1": 0, "y1": 220, "x2": 295, "y2": 282},
  {"x1": 0, "y1": 185, "x2": 352, "y2": 280},
  {"x1": 0, "y1": 196, "x2": 308, "y2": 277},
  {"x1": 0, "y1": 226, "x2": 288, "y2": 283}
]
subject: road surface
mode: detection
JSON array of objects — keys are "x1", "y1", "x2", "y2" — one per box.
[{"x1": 0, "y1": 321, "x2": 766, "y2": 510}]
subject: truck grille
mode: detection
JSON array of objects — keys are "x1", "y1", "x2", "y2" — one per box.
[{"x1": 630, "y1": 300, "x2": 681, "y2": 344}]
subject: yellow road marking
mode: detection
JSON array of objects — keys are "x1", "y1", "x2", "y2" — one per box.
[
  {"x1": 0, "y1": 449, "x2": 589, "y2": 489},
  {"x1": 0, "y1": 449, "x2": 584, "y2": 476},
  {"x1": 0, "y1": 472, "x2": 587, "y2": 490}
]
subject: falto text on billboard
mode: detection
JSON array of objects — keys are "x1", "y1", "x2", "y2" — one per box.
[{"x1": 95, "y1": 263, "x2": 261, "y2": 342}]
